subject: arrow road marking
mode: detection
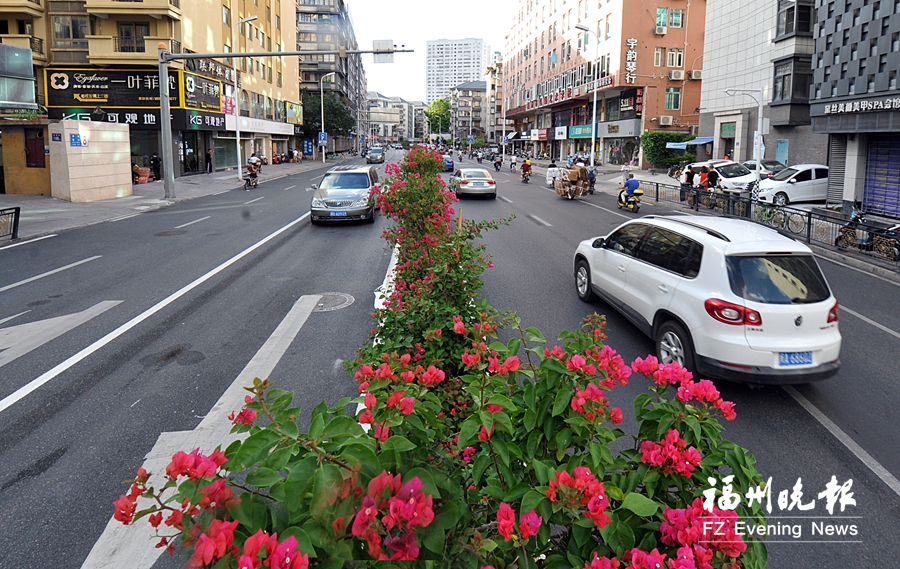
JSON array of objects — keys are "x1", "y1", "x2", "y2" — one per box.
[
  {"x1": 0, "y1": 301, "x2": 122, "y2": 370},
  {"x1": 0, "y1": 256, "x2": 101, "y2": 293},
  {"x1": 81, "y1": 294, "x2": 322, "y2": 569}
]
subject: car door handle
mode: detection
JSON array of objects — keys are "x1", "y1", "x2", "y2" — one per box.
[
  {"x1": 618, "y1": 265, "x2": 627, "y2": 272},
  {"x1": 658, "y1": 284, "x2": 669, "y2": 293}
]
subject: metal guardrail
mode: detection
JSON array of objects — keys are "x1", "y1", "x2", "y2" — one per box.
[
  {"x1": 0, "y1": 207, "x2": 21, "y2": 241},
  {"x1": 637, "y1": 180, "x2": 900, "y2": 267}
]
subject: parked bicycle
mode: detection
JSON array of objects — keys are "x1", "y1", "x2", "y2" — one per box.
[{"x1": 755, "y1": 204, "x2": 805, "y2": 234}]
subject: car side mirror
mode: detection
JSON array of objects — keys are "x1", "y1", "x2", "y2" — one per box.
[
  {"x1": 311, "y1": 183, "x2": 318, "y2": 190},
  {"x1": 787, "y1": 179, "x2": 795, "y2": 183},
  {"x1": 593, "y1": 237, "x2": 606, "y2": 248}
]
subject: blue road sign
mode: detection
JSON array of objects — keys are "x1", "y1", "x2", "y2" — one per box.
[
  {"x1": 501, "y1": 136, "x2": 508, "y2": 144},
  {"x1": 318, "y1": 132, "x2": 327, "y2": 146},
  {"x1": 467, "y1": 135, "x2": 474, "y2": 144}
]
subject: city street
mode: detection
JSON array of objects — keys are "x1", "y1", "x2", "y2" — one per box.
[{"x1": 0, "y1": 149, "x2": 898, "y2": 567}]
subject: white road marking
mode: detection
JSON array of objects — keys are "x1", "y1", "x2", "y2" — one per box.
[
  {"x1": 81, "y1": 294, "x2": 322, "y2": 569},
  {"x1": 0, "y1": 234, "x2": 57, "y2": 251},
  {"x1": 0, "y1": 301, "x2": 122, "y2": 370},
  {"x1": 174, "y1": 216, "x2": 211, "y2": 229},
  {"x1": 0, "y1": 310, "x2": 29, "y2": 326},
  {"x1": 841, "y1": 305, "x2": 900, "y2": 341},
  {"x1": 108, "y1": 214, "x2": 140, "y2": 223},
  {"x1": 243, "y1": 197, "x2": 265, "y2": 205},
  {"x1": 130, "y1": 399, "x2": 140, "y2": 407},
  {"x1": 817, "y1": 255, "x2": 900, "y2": 288},
  {"x1": 783, "y1": 386, "x2": 900, "y2": 500},
  {"x1": 499, "y1": 196, "x2": 513, "y2": 203},
  {"x1": 0, "y1": 256, "x2": 102, "y2": 294},
  {"x1": 283, "y1": 185, "x2": 296, "y2": 191},
  {"x1": 530, "y1": 215, "x2": 552, "y2": 227},
  {"x1": 0, "y1": 214, "x2": 308, "y2": 415}
]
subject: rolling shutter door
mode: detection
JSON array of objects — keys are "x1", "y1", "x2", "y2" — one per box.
[
  {"x1": 826, "y1": 134, "x2": 845, "y2": 207},
  {"x1": 864, "y1": 134, "x2": 900, "y2": 218}
]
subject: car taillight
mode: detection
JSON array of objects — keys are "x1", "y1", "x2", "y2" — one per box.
[
  {"x1": 827, "y1": 300, "x2": 839, "y2": 323},
  {"x1": 704, "y1": 299, "x2": 762, "y2": 326},
  {"x1": 767, "y1": 172, "x2": 774, "y2": 178},
  {"x1": 487, "y1": 180, "x2": 496, "y2": 185},
  {"x1": 460, "y1": 180, "x2": 469, "y2": 185}
]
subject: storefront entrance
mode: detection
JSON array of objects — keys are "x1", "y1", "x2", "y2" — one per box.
[{"x1": 180, "y1": 131, "x2": 209, "y2": 175}]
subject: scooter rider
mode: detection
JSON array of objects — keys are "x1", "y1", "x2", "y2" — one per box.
[
  {"x1": 510, "y1": 154, "x2": 518, "y2": 171},
  {"x1": 520, "y1": 159, "x2": 532, "y2": 181},
  {"x1": 620, "y1": 173, "x2": 640, "y2": 203},
  {"x1": 494, "y1": 154, "x2": 503, "y2": 171}
]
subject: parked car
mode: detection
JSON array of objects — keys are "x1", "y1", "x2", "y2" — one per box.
[
  {"x1": 448, "y1": 168, "x2": 497, "y2": 199},
  {"x1": 442, "y1": 154, "x2": 455, "y2": 172},
  {"x1": 366, "y1": 148, "x2": 384, "y2": 164},
  {"x1": 688, "y1": 160, "x2": 757, "y2": 192},
  {"x1": 756, "y1": 164, "x2": 829, "y2": 206},
  {"x1": 742, "y1": 159, "x2": 787, "y2": 178},
  {"x1": 309, "y1": 165, "x2": 379, "y2": 224},
  {"x1": 573, "y1": 215, "x2": 841, "y2": 383}
]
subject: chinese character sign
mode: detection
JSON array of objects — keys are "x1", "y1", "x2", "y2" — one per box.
[{"x1": 625, "y1": 38, "x2": 638, "y2": 84}]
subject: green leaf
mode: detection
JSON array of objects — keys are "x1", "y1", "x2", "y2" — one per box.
[
  {"x1": 280, "y1": 419, "x2": 300, "y2": 439},
  {"x1": 487, "y1": 394, "x2": 517, "y2": 412},
  {"x1": 503, "y1": 482, "x2": 531, "y2": 503},
  {"x1": 533, "y1": 459, "x2": 550, "y2": 485},
  {"x1": 506, "y1": 337, "x2": 522, "y2": 356},
  {"x1": 323, "y1": 415, "x2": 365, "y2": 439},
  {"x1": 554, "y1": 428, "x2": 572, "y2": 452},
  {"x1": 520, "y1": 490, "x2": 547, "y2": 515},
  {"x1": 524, "y1": 326, "x2": 545, "y2": 343},
  {"x1": 633, "y1": 393, "x2": 652, "y2": 420},
  {"x1": 381, "y1": 435, "x2": 416, "y2": 452},
  {"x1": 423, "y1": 526, "x2": 446, "y2": 553},
  {"x1": 526, "y1": 430, "x2": 541, "y2": 460},
  {"x1": 260, "y1": 443, "x2": 298, "y2": 472},
  {"x1": 309, "y1": 464, "x2": 343, "y2": 521},
  {"x1": 523, "y1": 409, "x2": 538, "y2": 432},
  {"x1": 620, "y1": 493, "x2": 660, "y2": 517},
  {"x1": 246, "y1": 467, "x2": 284, "y2": 488},
  {"x1": 492, "y1": 438, "x2": 510, "y2": 467},
  {"x1": 656, "y1": 413, "x2": 675, "y2": 439},
  {"x1": 280, "y1": 527, "x2": 315, "y2": 557},
  {"x1": 682, "y1": 415, "x2": 702, "y2": 442},
  {"x1": 228, "y1": 429, "x2": 283, "y2": 471},
  {"x1": 472, "y1": 454, "x2": 491, "y2": 486},
  {"x1": 552, "y1": 386, "x2": 572, "y2": 417},
  {"x1": 339, "y1": 443, "x2": 381, "y2": 479},
  {"x1": 457, "y1": 417, "x2": 481, "y2": 448},
  {"x1": 309, "y1": 413, "x2": 325, "y2": 439}
]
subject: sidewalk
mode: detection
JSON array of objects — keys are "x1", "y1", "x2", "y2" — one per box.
[{"x1": 0, "y1": 158, "x2": 337, "y2": 242}]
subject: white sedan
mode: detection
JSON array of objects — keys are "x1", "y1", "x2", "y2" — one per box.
[{"x1": 756, "y1": 164, "x2": 829, "y2": 206}]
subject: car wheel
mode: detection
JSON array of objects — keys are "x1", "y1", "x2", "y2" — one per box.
[
  {"x1": 310, "y1": 218, "x2": 321, "y2": 225},
  {"x1": 656, "y1": 320, "x2": 695, "y2": 371},
  {"x1": 575, "y1": 260, "x2": 596, "y2": 302},
  {"x1": 367, "y1": 210, "x2": 376, "y2": 224},
  {"x1": 491, "y1": 193, "x2": 497, "y2": 199},
  {"x1": 774, "y1": 192, "x2": 789, "y2": 206}
]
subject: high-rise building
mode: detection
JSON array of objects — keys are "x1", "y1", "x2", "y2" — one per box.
[
  {"x1": 450, "y1": 81, "x2": 487, "y2": 147},
  {"x1": 426, "y1": 38, "x2": 490, "y2": 104}
]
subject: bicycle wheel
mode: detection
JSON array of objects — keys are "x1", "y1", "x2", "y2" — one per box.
[
  {"x1": 786, "y1": 213, "x2": 805, "y2": 234},
  {"x1": 771, "y1": 211, "x2": 786, "y2": 229}
]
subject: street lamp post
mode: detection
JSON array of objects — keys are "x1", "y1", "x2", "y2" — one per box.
[
  {"x1": 320, "y1": 71, "x2": 336, "y2": 164},
  {"x1": 232, "y1": 15, "x2": 258, "y2": 181},
  {"x1": 575, "y1": 23, "x2": 599, "y2": 170},
  {"x1": 725, "y1": 88, "x2": 765, "y2": 190}
]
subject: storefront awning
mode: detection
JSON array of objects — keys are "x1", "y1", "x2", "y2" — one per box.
[
  {"x1": 507, "y1": 132, "x2": 521, "y2": 141},
  {"x1": 683, "y1": 137, "x2": 715, "y2": 145}
]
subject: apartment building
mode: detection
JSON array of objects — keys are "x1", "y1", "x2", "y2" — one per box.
[
  {"x1": 698, "y1": 0, "x2": 826, "y2": 167},
  {"x1": 0, "y1": 0, "x2": 303, "y2": 195},
  {"x1": 809, "y1": 0, "x2": 900, "y2": 218},
  {"x1": 503, "y1": 0, "x2": 705, "y2": 165},
  {"x1": 367, "y1": 91, "x2": 412, "y2": 144},
  {"x1": 426, "y1": 38, "x2": 491, "y2": 104},
  {"x1": 297, "y1": 0, "x2": 367, "y2": 153},
  {"x1": 485, "y1": 56, "x2": 508, "y2": 145},
  {"x1": 449, "y1": 81, "x2": 487, "y2": 147}
]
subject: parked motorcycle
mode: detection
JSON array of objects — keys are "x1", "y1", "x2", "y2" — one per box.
[
  {"x1": 835, "y1": 204, "x2": 900, "y2": 261},
  {"x1": 616, "y1": 188, "x2": 644, "y2": 213}
]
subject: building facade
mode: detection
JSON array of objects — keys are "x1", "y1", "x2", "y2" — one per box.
[
  {"x1": 367, "y1": 91, "x2": 410, "y2": 144},
  {"x1": 698, "y1": 0, "x2": 826, "y2": 167},
  {"x1": 809, "y1": 0, "x2": 900, "y2": 218},
  {"x1": 450, "y1": 81, "x2": 487, "y2": 147},
  {"x1": 485, "y1": 56, "x2": 508, "y2": 146},
  {"x1": 0, "y1": 0, "x2": 303, "y2": 195},
  {"x1": 426, "y1": 38, "x2": 490, "y2": 104},
  {"x1": 503, "y1": 0, "x2": 705, "y2": 165}
]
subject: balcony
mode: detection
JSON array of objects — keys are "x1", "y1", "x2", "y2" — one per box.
[
  {"x1": 0, "y1": 34, "x2": 47, "y2": 62},
  {"x1": 87, "y1": 35, "x2": 182, "y2": 65},
  {"x1": 84, "y1": 0, "x2": 181, "y2": 21},
  {"x1": 0, "y1": 0, "x2": 44, "y2": 18}
]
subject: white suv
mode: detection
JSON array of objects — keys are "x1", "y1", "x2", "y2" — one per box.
[
  {"x1": 689, "y1": 160, "x2": 758, "y2": 192},
  {"x1": 573, "y1": 216, "x2": 841, "y2": 384}
]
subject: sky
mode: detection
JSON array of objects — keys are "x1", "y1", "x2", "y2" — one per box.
[{"x1": 348, "y1": 0, "x2": 513, "y2": 103}]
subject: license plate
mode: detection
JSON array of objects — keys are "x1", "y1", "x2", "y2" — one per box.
[
  {"x1": 329, "y1": 211, "x2": 348, "y2": 217},
  {"x1": 779, "y1": 351, "x2": 812, "y2": 366}
]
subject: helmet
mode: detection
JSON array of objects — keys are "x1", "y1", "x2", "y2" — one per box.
[{"x1": 525, "y1": 159, "x2": 531, "y2": 165}]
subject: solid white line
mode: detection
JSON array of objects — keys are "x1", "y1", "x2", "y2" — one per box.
[
  {"x1": 174, "y1": 216, "x2": 211, "y2": 229},
  {"x1": 0, "y1": 234, "x2": 57, "y2": 251},
  {"x1": 499, "y1": 196, "x2": 512, "y2": 203},
  {"x1": 0, "y1": 255, "x2": 101, "y2": 294},
  {"x1": 283, "y1": 185, "x2": 296, "y2": 191},
  {"x1": 0, "y1": 213, "x2": 309, "y2": 415},
  {"x1": 783, "y1": 386, "x2": 900, "y2": 500},
  {"x1": 243, "y1": 197, "x2": 265, "y2": 205},
  {"x1": 109, "y1": 214, "x2": 140, "y2": 223},
  {"x1": 530, "y1": 215, "x2": 552, "y2": 227},
  {"x1": 840, "y1": 305, "x2": 900, "y2": 341},
  {"x1": 816, "y1": 255, "x2": 900, "y2": 288},
  {"x1": 82, "y1": 294, "x2": 322, "y2": 569}
]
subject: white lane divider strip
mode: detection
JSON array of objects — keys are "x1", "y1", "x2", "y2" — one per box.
[
  {"x1": 499, "y1": 196, "x2": 512, "y2": 203},
  {"x1": 109, "y1": 214, "x2": 140, "y2": 223},
  {"x1": 783, "y1": 386, "x2": 900, "y2": 500},
  {"x1": 174, "y1": 216, "x2": 211, "y2": 229},
  {"x1": 0, "y1": 213, "x2": 308, "y2": 415},
  {"x1": 283, "y1": 185, "x2": 296, "y2": 191},
  {"x1": 530, "y1": 215, "x2": 552, "y2": 227},
  {"x1": 840, "y1": 305, "x2": 900, "y2": 341},
  {"x1": 0, "y1": 234, "x2": 57, "y2": 251},
  {"x1": 243, "y1": 197, "x2": 265, "y2": 205},
  {"x1": 81, "y1": 294, "x2": 322, "y2": 569},
  {"x1": 0, "y1": 255, "x2": 101, "y2": 294}
]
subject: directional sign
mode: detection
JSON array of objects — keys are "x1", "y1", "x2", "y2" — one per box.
[
  {"x1": 468, "y1": 135, "x2": 474, "y2": 144},
  {"x1": 318, "y1": 131, "x2": 327, "y2": 146},
  {"x1": 373, "y1": 40, "x2": 394, "y2": 63}
]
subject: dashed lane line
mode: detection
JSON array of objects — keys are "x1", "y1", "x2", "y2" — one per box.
[
  {"x1": 0, "y1": 256, "x2": 101, "y2": 294},
  {"x1": 174, "y1": 216, "x2": 210, "y2": 229}
]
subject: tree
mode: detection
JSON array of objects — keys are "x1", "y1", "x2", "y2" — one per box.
[
  {"x1": 424, "y1": 99, "x2": 451, "y2": 135},
  {"x1": 299, "y1": 89, "x2": 356, "y2": 138},
  {"x1": 472, "y1": 136, "x2": 487, "y2": 149},
  {"x1": 640, "y1": 131, "x2": 696, "y2": 168}
]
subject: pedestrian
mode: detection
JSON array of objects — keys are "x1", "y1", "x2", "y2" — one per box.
[
  {"x1": 205, "y1": 149, "x2": 213, "y2": 174},
  {"x1": 707, "y1": 165, "x2": 720, "y2": 191},
  {"x1": 679, "y1": 165, "x2": 694, "y2": 201},
  {"x1": 699, "y1": 166, "x2": 709, "y2": 191},
  {"x1": 149, "y1": 153, "x2": 161, "y2": 181}
]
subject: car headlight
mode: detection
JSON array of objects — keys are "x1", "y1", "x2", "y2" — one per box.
[
  {"x1": 352, "y1": 196, "x2": 370, "y2": 207},
  {"x1": 311, "y1": 197, "x2": 326, "y2": 207}
]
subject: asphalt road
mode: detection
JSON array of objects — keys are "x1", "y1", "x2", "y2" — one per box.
[{"x1": 0, "y1": 149, "x2": 897, "y2": 568}]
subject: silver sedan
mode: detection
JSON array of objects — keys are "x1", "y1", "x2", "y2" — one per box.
[{"x1": 448, "y1": 168, "x2": 497, "y2": 199}]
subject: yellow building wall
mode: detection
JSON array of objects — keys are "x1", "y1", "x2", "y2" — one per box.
[{"x1": 1, "y1": 127, "x2": 51, "y2": 196}]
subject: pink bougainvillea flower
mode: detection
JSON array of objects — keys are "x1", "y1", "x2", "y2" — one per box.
[
  {"x1": 496, "y1": 502, "x2": 516, "y2": 541},
  {"x1": 518, "y1": 509, "x2": 542, "y2": 540}
]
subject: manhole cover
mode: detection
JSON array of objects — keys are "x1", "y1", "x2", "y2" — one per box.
[
  {"x1": 154, "y1": 230, "x2": 189, "y2": 237},
  {"x1": 313, "y1": 292, "x2": 355, "y2": 312}
]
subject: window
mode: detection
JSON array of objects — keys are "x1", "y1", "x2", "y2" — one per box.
[
  {"x1": 223, "y1": 5, "x2": 231, "y2": 26},
  {"x1": 771, "y1": 56, "x2": 811, "y2": 103},
  {"x1": 275, "y1": 15, "x2": 280, "y2": 29},
  {"x1": 669, "y1": 9, "x2": 685, "y2": 27},
  {"x1": 605, "y1": 17, "x2": 611, "y2": 39},
  {"x1": 656, "y1": 8, "x2": 668, "y2": 27},
  {"x1": 776, "y1": 0, "x2": 814, "y2": 38},
  {"x1": 667, "y1": 48, "x2": 683, "y2": 67},
  {"x1": 665, "y1": 87, "x2": 682, "y2": 110},
  {"x1": 53, "y1": 16, "x2": 88, "y2": 48},
  {"x1": 654, "y1": 47, "x2": 664, "y2": 66}
]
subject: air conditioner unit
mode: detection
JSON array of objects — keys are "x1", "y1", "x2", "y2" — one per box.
[
  {"x1": 689, "y1": 125, "x2": 700, "y2": 136},
  {"x1": 655, "y1": 26, "x2": 668, "y2": 35},
  {"x1": 689, "y1": 70, "x2": 703, "y2": 80},
  {"x1": 659, "y1": 116, "x2": 674, "y2": 126},
  {"x1": 669, "y1": 70, "x2": 685, "y2": 81}
]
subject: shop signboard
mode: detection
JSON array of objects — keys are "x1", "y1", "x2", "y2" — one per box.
[
  {"x1": 182, "y1": 72, "x2": 222, "y2": 112},
  {"x1": 176, "y1": 110, "x2": 227, "y2": 131},
  {"x1": 555, "y1": 126, "x2": 568, "y2": 140},
  {"x1": 44, "y1": 68, "x2": 180, "y2": 108},
  {"x1": 568, "y1": 124, "x2": 594, "y2": 138},
  {"x1": 48, "y1": 107, "x2": 163, "y2": 129}
]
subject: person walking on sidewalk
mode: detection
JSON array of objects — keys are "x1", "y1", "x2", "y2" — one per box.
[
  {"x1": 150, "y1": 153, "x2": 161, "y2": 182},
  {"x1": 205, "y1": 149, "x2": 213, "y2": 174}
]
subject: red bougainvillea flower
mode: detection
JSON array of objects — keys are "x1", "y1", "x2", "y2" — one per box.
[
  {"x1": 496, "y1": 502, "x2": 516, "y2": 541},
  {"x1": 268, "y1": 535, "x2": 309, "y2": 569},
  {"x1": 112, "y1": 484, "x2": 140, "y2": 524},
  {"x1": 546, "y1": 467, "x2": 611, "y2": 528},
  {"x1": 453, "y1": 315, "x2": 467, "y2": 335},
  {"x1": 399, "y1": 397, "x2": 415, "y2": 415},
  {"x1": 583, "y1": 552, "x2": 621, "y2": 569},
  {"x1": 660, "y1": 497, "x2": 747, "y2": 559},
  {"x1": 228, "y1": 408, "x2": 258, "y2": 426},
  {"x1": 518, "y1": 509, "x2": 542, "y2": 540},
  {"x1": 640, "y1": 429, "x2": 703, "y2": 478},
  {"x1": 623, "y1": 547, "x2": 667, "y2": 569},
  {"x1": 609, "y1": 407, "x2": 623, "y2": 424}
]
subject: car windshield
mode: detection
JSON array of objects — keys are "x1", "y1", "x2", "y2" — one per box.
[
  {"x1": 462, "y1": 170, "x2": 492, "y2": 179},
  {"x1": 772, "y1": 167, "x2": 799, "y2": 181},
  {"x1": 765, "y1": 161, "x2": 786, "y2": 171},
  {"x1": 726, "y1": 255, "x2": 831, "y2": 304},
  {"x1": 716, "y1": 163, "x2": 752, "y2": 178},
  {"x1": 369, "y1": 149, "x2": 382, "y2": 155},
  {"x1": 320, "y1": 173, "x2": 370, "y2": 190}
]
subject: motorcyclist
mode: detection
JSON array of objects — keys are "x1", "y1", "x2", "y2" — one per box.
[
  {"x1": 546, "y1": 160, "x2": 560, "y2": 188},
  {"x1": 510, "y1": 154, "x2": 518, "y2": 171},
  {"x1": 245, "y1": 162, "x2": 259, "y2": 190},
  {"x1": 619, "y1": 173, "x2": 640, "y2": 203},
  {"x1": 521, "y1": 159, "x2": 532, "y2": 181}
]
